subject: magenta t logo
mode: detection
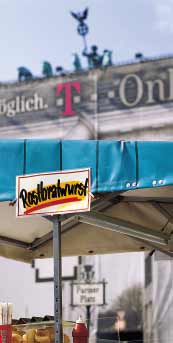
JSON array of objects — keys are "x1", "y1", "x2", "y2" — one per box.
[{"x1": 56, "y1": 81, "x2": 81, "y2": 116}]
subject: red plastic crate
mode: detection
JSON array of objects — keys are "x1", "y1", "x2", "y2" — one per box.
[{"x1": 0, "y1": 325, "x2": 12, "y2": 343}]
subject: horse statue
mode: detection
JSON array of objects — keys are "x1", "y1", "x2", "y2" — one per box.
[
  {"x1": 73, "y1": 53, "x2": 82, "y2": 71},
  {"x1": 55, "y1": 66, "x2": 66, "y2": 76},
  {"x1": 18, "y1": 67, "x2": 33, "y2": 82},
  {"x1": 102, "y1": 50, "x2": 113, "y2": 67},
  {"x1": 42, "y1": 61, "x2": 53, "y2": 77}
]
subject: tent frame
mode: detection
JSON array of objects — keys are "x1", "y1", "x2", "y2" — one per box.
[
  {"x1": 44, "y1": 193, "x2": 173, "y2": 343},
  {"x1": 2, "y1": 192, "x2": 173, "y2": 343},
  {"x1": 2, "y1": 192, "x2": 173, "y2": 254}
]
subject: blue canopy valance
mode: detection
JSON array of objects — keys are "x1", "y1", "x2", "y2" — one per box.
[{"x1": 1, "y1": 139, "x2": 173, "y2": 201}]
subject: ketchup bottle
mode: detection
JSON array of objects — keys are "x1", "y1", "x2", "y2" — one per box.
[{"x1": 72, "y1": 316, "x2": 89, "y2": 343}]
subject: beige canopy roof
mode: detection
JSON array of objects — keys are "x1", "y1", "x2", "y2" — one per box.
[{"x1": 0, "y1": 185, "x2": 172, "y2": 263}]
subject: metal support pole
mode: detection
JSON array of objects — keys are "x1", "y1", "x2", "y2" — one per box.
[
  {"x1": 53, "y1": 215, "x2": 63, "y2": 343},
  {"x1": 86, "y1": 305, "x2": 91, "y2": 336}
]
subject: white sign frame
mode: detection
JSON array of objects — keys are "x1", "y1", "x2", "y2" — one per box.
[
  {"x1": 71, "y1": 282, "x2": 105, "y2": 306},
  {"x1": 16, "y1": 168, "x2": 90, "y2": 217}
]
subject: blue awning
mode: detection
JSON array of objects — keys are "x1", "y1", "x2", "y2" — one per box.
[
  {"x1": 0, "y1": 139, "x2": 172, "y2": 262},
  {"x1": 0, "y1": 139, "x2": 173, "y2": 201}
]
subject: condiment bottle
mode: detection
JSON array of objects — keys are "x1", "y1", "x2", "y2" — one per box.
[{"x1": 72, "y1": 316, "x2": 89, "y2": 343}]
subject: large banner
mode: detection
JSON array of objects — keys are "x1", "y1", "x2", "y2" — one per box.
[{"x1": 0, "y1": 58, "x2": 173, "y2": 121}]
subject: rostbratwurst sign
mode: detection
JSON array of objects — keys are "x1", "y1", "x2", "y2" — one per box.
[{"x1": 16, "y1": 169, "x2": 90, "y2": 216}]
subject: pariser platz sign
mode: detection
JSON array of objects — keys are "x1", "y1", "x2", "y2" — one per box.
[{"x1": 71, "y1": 282, "x2": 106, "y2": 306}]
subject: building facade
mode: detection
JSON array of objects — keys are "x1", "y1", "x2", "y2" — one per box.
[{"x1": 0, "y1": 56, "x2": 173, "y2": 141}]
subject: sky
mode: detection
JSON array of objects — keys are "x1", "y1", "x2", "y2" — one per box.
[{"x1": 0, "y1": 0, "x2": 173, "y2": 81}]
